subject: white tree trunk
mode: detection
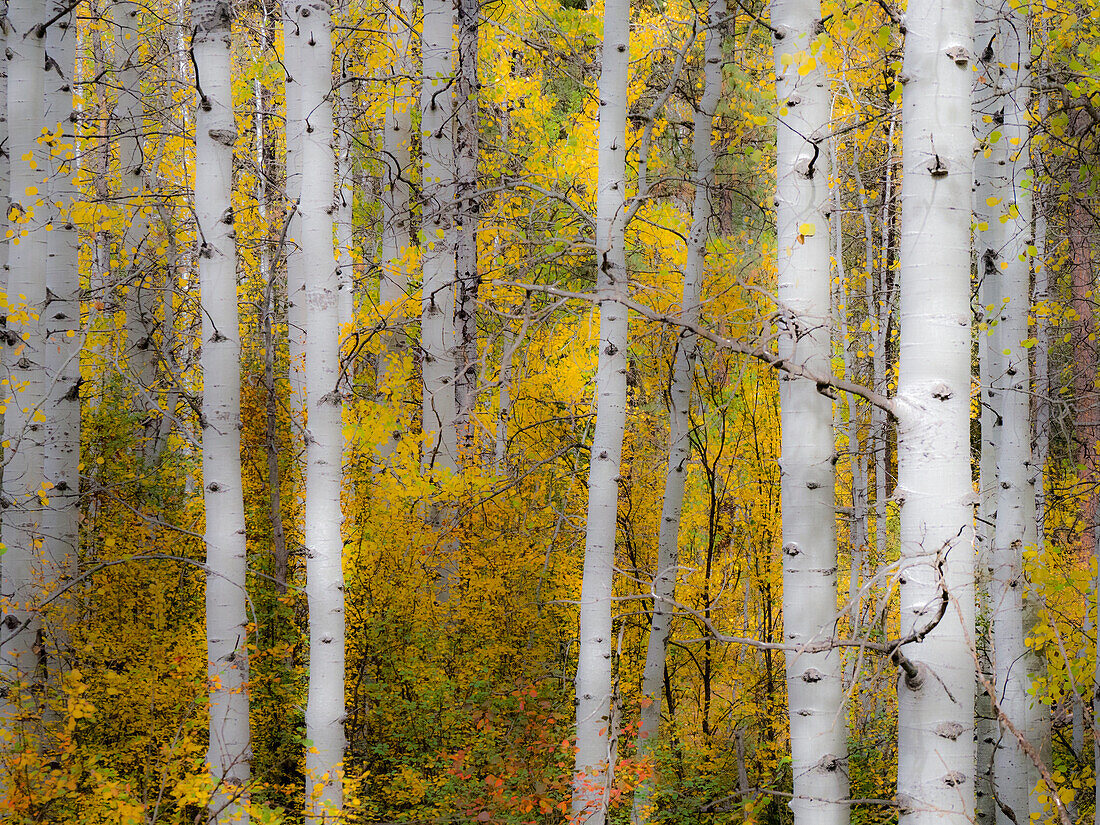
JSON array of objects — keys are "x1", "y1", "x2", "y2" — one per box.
[
  {"x1": 0, "y1": 7, "x2": 8, "y2": 532},
  {"x1": 336, "y1": 126, "x2": 354, "y2": 334},
  {"x1": 572, "y1": 1, "x2": 629, "y2": 822},
  {"x1": 773, "y1": 0, "x2": 849, "y2": 818},
  {"x1": 454, "y1": 0, "x2": 479, "y2": 448},
  {"x1": 1032, "y1": 26, "x2": 1049, "y2": 570},
  {"x1": 993, "y1": 6, "x2": 1047, "y2": 819},
  {"x1": 849, "y1": 136, "x2": 886, "y2": 584},
  {"x1": 1, "y1": 0, "x2": 48, "y2": 746},
  {"x1": 972, "y1": 4, "x2": 1003, "y2": 819},
  {"x1": 288, "y1": 3, "x2": 346, "y2": 821},
  {"x1": 112, "y1": 0, "x2": 158, "y2": 437},
  {"x1": 895, "y1": 0, "x2": 975, "y2": 823},
  {"x1": 42, "y1": 0, "x2": 79, "y2": 674},
  {"x1": 193, "y1": 3, "x2": 251, "y2": 822},
  {"x1": 871, "y1": 111, "x2": 895, "y2": 570},
  {"x1": 376, "y1": 0, "x2": 412, "y2": 460},
  {"x1": 835, "y1": 142, "x2": 867, "y2": 657},
  {"x1": 420, "y1": 0, "x2": 458, "y2": 473},
  {"x1": 631, "y1": 6, "x2": 721, "y2": 823},
  {"x1": 284, "y1": 0, "x2": 306, "y2": 414},
  {"x1": 493, "y1": 312, "x2": 527, "y2": 476}
]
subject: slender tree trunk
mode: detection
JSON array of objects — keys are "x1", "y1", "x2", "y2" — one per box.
[
  {"x1": 41, "y1": 0, "x2": 79, "y2": 687},
  {"x1": 0, "y1": 8, "x2": 8, "y2": 548},
  {"x1": 494, "y1": 323, "x2": 516, "y2": 474},
  {"x1": 1032, "y1": 35, "x2": 1060, "y2": 817},
  {"x1": 288, "y1": 2, "x2": 346, "y2": 820},
  {"x1": 420, "y1": 0, "x2": 458, "y2": 474},
  {"x1": 572, "y1": 1, "x2": 629, "y2": 822},
  {"x1": 631, "y1": 6, "x2": 721, "y2": 823},
  {"x1": 256, "y1": 25, "x2": 288, "y2": 592},
  {"x1": 336, "y1": 127, "x2": 354, "y2": 333},
  {"x1": 1070, "y1": 106, "x2": 1098, "y2": 556},
  {"x1": 1032, "y1": 23, "x2": 1050, "y2": 567},
  {"x1": 1002, "y1": 5, "x2": 1049, "y2": 811},
  {"x1": 376, "y1": 0, "x2": 412, "y2": 461},
  {"x1": 972, "y1": 5, "x2": 1004, "y2": 819},
  {"x1": 112, "y1": 0, "x2": 158, "y2": 451},
  {"x1": 193, "y1": 3, "x2": 251, "y2": 822},
  {"x1": 284, "y1": 0, "x2": 306, "y2": 415},
  {"x1": 871, "y1": 111, "x2": 895, "y2": 570},
  {"x1": 153, "y1": 206, "x2": 181, "y2": 460},
  {"x1": 836, "y1": 142, "x2": 867, "y2": 652},
  {"x1": 895, "y1": 2, "x2": 975, "y2": 824},
  {"x1": 772, "y1": 0, "x2": 849, "y2": 817},
  {"x1": 1, "y1": 0, "x2": 48, "y2": 769},
  {"x1": 991, "y1": 3, "x2": 1039, "y2": 817},
  {"x1": 494, "y1": 297, "x2": 533, "y2": 476},
  {"x1": 1072, "y1": 609, "x2": 1086, "y2": 825},
  {"x1": 850, "y1": 142, "x2": 880, "y2": 601},
  {"x1": 454, "y1": 0, "x2": 479, "y2": 452}
]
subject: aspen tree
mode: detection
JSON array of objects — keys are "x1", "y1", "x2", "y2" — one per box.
[
  {"x1": 284, "y1": 0, "x2": 306, "y2": 413},
  {"x1": 631, "y1": 5, "x2": 722, "y2": 824},
  {"x1": 572, "y1": 0, "x2": 629, "y2": 821},
  {"x1": 894, "y1": 0, "x2": 975, "y2": 823},
  {"x1": 1031, "y1": 40, "x2": 1058, "y2": 808},
  {"x1": 875, "y1": 112, "x2": 896, "y2": 573},
  {"x1": 287, "y1": 2, "x2": 346, "y2": 820},
  {"x1": 42, "y1": 0, "x2": 79, "y2": 669},
  {"x1": 848, "y1": 127, "x2": 891, "y2": 576},
  {"x1": 255, "y1": 2, "x2": 289, "y2": 590},
  {"x1": 336, "y1": 119, "x2": 354, "y2": 334},
  {"x1": 192, "y1": 2, "x2": 251, "y2": 822},
  {"x1": 0, "y1": 6, "x2": 7, "y2": 531},
  {"x1": 376, "y1": 0, "x2": 412, "y2": 460},
  {"x1": 992, "y1": 3, "x2": 1047, "y2": 817},
  {"x1": 972, "y1": 3, "x2": 1004, "y2": 818},
  {"x1": 494, "y1": 299, "x2": 531, "y2": 476},
  {"x1": 112, "y1": 0, "x2": 158, "y2": 439},
  {"x1": 869, "y1": 110, "x2": 895, "y2": 572},
  {"x1": 334, "y1": 0, "x2": 354, "y2": 336},
  {"x1": 1, "y1": 0, "x2": 48, "y2": 747},
  {"x1": 420, "y1": 0, "x2": 458, "y2": 473},
  {"x1": 772, "y1": 0, "x2": 848, "y2": 815},
  {"x1": 1032, "y1": 22, "x2": 1050, "y2": 571},
  {"x1": 454, "y1": 0, "x2": 479, "y2": 447},
  {"x1": 834, "y1": 141, "x2": 868, "y2": 657}
]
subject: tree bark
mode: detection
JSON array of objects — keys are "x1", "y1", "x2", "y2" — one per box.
[
  {"x1": 772, "y1": 0, "x2": 849, "y2": 818},
  {"x1": 895, "y1": 0, "x2": 976, "y2": 822},
  {"x1": 572, "y1": 1, "x2": 629, "y2": 822},
  {"x1": 41, "y1": 0, "x2": 79, "y2": 686},
  {"x1": 112, "y1": 0, "x2": 159, "y2": 452},
  {"x1": 255, "y1": 15, "x2": 288, "y2": 593},
  {"x1": 991, "y1": 1, "x2": 1038, "y2": 814},
  {"x1": 1069, "y1": 109, "x2": 1098, "y2": 552},
  {"x1": 420, "y1": 0, "x2": 458, "y2": 474},
  {"x1": 193, "y1": 2, "x2": 251, "y2": 822},
  {"x1": 631, "y1": 5, "x2": 721, "y2": 822},
  {"x1": 454, "y1": 0, "x2": 479, "y2": 453},
  {"x1": 284, "y1": 0, "x2": 306, "y2": 416},
  {"x1": 972, "y1": 3, "x2": 1004, "y2": 819},
  {"x1": 1, "y1": 0, "x2": 48, "y2": 762},
  {"x1": 376, "y1": 0, "x2": 412, "y2": 461},
  {"x1": 288, "y1": 2, "x2": 346, "y2": 821}
]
